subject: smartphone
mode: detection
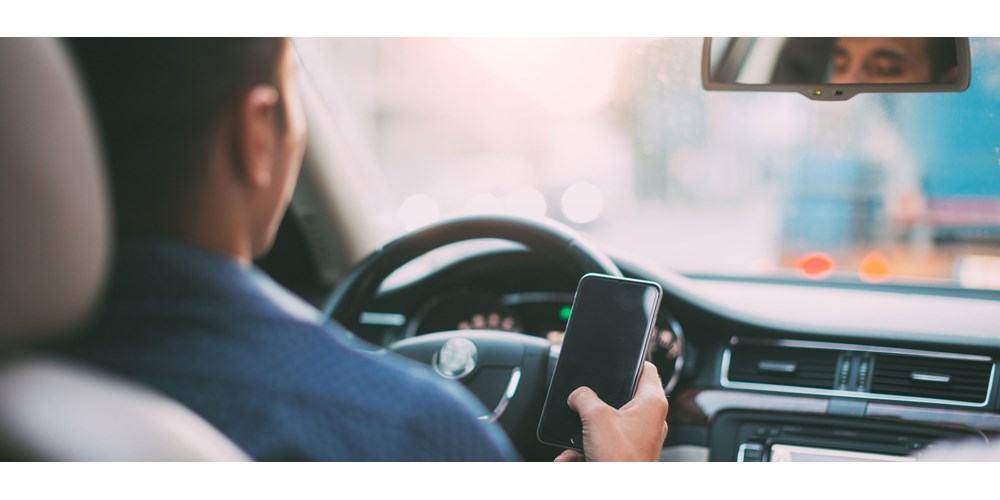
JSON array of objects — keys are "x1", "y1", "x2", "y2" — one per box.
[{"x1": 536, "y1": 273, "x2": 662, "y2": 451}]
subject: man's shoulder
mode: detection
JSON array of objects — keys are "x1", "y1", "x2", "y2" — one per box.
[
  {"x1": 60, "y1": 238, "x2": 517, "y2": 460},
  {"x1": 341, "y1": 343, "x2": 518, "y2": 460},
  {"x1": 296, "y1": 324, "x2": 482, "y2": 419},
  {"x1": 228, "y1": 320, "x2": 518, "y2": 460}
]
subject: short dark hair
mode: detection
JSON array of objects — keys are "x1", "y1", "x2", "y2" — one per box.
[
  {"x1": 924, "y1": 38, "x2": 959, "y2": 83},
  {"x1": 67, "y1": 38, "x2": 288, "y2": 233}
]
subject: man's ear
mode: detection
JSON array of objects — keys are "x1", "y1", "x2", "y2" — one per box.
[{"x1": 237, "y1": 85, "x2": 281, "y2": 189}]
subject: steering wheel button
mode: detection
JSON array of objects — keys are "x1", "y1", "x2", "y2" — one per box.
[{"x1": 433, "y1": 338, "x2": 478, "y2": 379}]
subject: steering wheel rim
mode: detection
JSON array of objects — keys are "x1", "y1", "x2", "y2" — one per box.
[
  {"x1": 324, "y1": 215, "x2": 621, "y2": 326},
  {"x1": 322, "y1": 215, "x2": 621, "y2": 459}
]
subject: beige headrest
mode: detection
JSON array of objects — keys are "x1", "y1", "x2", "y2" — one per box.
[
  {"x1": 0, "y1": 355, "x2": 250, "y2": 461},
  {"x1": 0, "y1": 38, "x2": 109, "y2": 347}
]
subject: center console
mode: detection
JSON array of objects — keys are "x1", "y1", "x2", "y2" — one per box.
[{"x1": 708, "y1": 411, "x2": 986, "y2": 461}]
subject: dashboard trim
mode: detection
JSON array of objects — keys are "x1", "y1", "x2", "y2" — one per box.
[
  {"x1": 692, "y1": 389, "x2": 1000, "y2": 434},
  {"x1": 736, "y1": 443, "x2": 762, "y2": 462},
  {"x1": 359, "y1": 311, "x2": 407, "y2": 326},
  {"x1": 501, "y1": 291, "x2": 575, "y2": 306},
  {"x1": 720, "y1": 337, "x2": 996, "y2": 408},
  {"x1": 730, "y1": 337, "x2": 994, "y2": 362}
]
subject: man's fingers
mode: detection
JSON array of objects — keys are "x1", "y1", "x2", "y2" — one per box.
[
  {"x1": 634, "y1": 361, "x2": 665, "y2": 398},
  {"x1": 623, "y1": 362, "x2": 669, "y2": 417}
]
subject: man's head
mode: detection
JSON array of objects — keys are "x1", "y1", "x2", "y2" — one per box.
[
  {"x1": 829, "y1": 37, "x2": 959, "y2": 84},
  {"x1": 69, "y1": 38, "x2": 307, "y2": 261}
]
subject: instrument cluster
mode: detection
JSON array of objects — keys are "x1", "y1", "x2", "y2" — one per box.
[{"x1": 408, "y1": 289, "x2": 687, "y2": 394}]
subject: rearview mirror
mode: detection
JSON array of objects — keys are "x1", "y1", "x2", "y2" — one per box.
[{"x1": 702, "y1": 37, "x2": 971, "y2": 101}]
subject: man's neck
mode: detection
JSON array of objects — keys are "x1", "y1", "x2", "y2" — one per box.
[
  {"x1": 150, "y1": 181, "x2": 256, "y2": 266},
  {"x1": 183, "y1": 223, "x2": 254, "y2": 266}
]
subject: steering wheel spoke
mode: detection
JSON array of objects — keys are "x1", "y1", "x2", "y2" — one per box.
[
  {"x1": 390, "y1": 330, "x2": 547, "y2": 422},
  {"x1": 323, "y1": 215, "x2": 621, "y2": 460}
]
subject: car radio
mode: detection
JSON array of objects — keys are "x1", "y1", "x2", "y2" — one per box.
[{"x1": 710, "y1": 411, "x2": 985, "y2": 462}]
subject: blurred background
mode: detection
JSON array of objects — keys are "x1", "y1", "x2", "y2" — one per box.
[{"x1": 295, "y1": 38, "x2": 1000, "y2": 290}]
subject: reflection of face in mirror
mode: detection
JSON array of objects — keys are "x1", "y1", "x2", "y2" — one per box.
[{"x1": 829, "y1": 37, "x2": 958, "y2": 84}]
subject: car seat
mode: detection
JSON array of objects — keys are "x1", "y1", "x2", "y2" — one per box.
[{"x1": 0, "y1": 38, "x2": 248, "y2": 461}]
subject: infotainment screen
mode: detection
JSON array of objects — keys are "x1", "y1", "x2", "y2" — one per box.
[{"x1": 769, "y1": 444, "x2": 916, "y2": 462}]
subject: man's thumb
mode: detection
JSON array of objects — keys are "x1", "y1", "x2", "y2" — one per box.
[{"x1": 567, "y1": 386, "x2": 607, "y2": 416}]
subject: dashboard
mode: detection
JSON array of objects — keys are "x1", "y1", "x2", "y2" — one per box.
[
  {"x1": 408, "y1": 290, "x2": 572, "y2": 340},
  {"x1": 379, "y1": 287, "x2": 686, "y2": 396},
  {"x1": 347, "y1": 245, "x2": 1000, "y2": 462}
]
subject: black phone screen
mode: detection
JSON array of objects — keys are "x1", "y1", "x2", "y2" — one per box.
[{"x1": 536, "y1": 274, "x2": 661, "y2": 450}]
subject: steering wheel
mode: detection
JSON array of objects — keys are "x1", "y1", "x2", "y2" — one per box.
[{"x1": 323, "y1": 215, "x2": 621, "y2": 459}]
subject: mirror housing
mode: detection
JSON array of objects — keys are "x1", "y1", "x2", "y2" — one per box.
[{"x1": 702, "y1": 37, "x2": 971, "y2": 101}]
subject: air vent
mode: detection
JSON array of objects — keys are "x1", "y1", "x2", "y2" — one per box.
[
  {"x1": 722, "y1": 338, "x2": 996, "y2": 407},
  {"x1": 727, "y1": 344, "x2": 839, "y2": 389},
  {"x1": 869, "y1": 353, "x2": 993, "y2": 404}
]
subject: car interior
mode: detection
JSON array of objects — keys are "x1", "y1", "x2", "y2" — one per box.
[
  {"x1": 3, "y1": 36, "x2": 1000, "y2": 463},
  {"x1": 0, "y1": 38, "x2": 248, "y2": 461}
]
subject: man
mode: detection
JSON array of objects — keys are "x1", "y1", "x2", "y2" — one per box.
[
  {"x1": 56, "y1": 38, "x2": 668, "y2": 461},
  {"x1": 828, "y1": 37, "x2": 959, "y2": 84}
]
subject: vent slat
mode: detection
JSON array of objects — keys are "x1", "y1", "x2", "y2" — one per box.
[
  {"x1": 877, "y1": 371, "x2": 989, "y2": 377},
  {"x1": 870, "y1": 382, "x2": 985, "y2": 389},
  {"x1": 727, "y1": 345, "x2": 838, "y2": 390},
  {"x1": 876, "y1": 372, "x2": 989, "y2": 379},
  {"x1": 874, "y1": 365, "x2": 990, "y2": 375},
  {"x1": 870, "y1": 353, "x2": 993, "y2": 404}
]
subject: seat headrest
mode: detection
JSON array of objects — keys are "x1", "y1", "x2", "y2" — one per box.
[{"x1": 0, "y1": 38, "x2": 109, "y2": 348}]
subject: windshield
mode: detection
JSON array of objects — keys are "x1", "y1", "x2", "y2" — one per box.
[{"x1": 298, "y1": 38, "x2": 1000, "y2": 290}]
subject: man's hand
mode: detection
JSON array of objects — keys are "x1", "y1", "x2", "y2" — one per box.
[{"x1": 554, "y1": 361, "x2": 669, "y2": 462}]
